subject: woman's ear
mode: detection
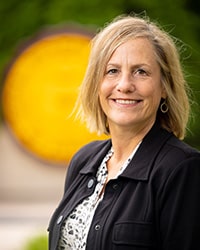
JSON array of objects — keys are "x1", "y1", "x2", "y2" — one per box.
[{"x1": 161, "y1": 86, "x2": 167, "y2": 99}]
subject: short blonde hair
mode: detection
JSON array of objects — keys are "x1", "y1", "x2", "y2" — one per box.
[{"x1": 76, "y1": 15, "x2": 191, "y2": 139}]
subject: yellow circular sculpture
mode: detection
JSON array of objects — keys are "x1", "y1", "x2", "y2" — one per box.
[{"x1": 2, "y1": 28, "x2": 107, "y2": 165}]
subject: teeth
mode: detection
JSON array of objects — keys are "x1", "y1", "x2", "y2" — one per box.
[{"x1": 115, "y1": 99, "x2": 137, "y2": 104}]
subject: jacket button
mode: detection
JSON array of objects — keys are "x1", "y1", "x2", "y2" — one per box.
[
  {"x1": 112, "y1": 183, "x2": 119, "y2": 190},
  {"x1": 95, "y1": 224, "x2": 101, "y2": 230},
  {"x1": 57, "y1": 215, "x2": 63, "y2": 225},
  {"x1": 87, "y1": 179, "x2": 95, "y2": 189}
]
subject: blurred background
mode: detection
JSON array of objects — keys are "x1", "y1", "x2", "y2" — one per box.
[{"x1": 0, "y1": 0, "x2": 200, "y2": 249}]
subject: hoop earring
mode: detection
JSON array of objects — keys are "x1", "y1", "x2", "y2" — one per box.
[{"x1": 160, "y1": 100, "x2": 169, "y2": 113}]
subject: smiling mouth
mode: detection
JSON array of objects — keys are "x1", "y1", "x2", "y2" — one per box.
[{"x1": 115, "y1": 99, "x2": 141, "y2": 104}]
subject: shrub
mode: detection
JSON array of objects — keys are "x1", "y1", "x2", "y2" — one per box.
[{"x1": 23, "y1": 234, "x2": 48, "y2": 250}]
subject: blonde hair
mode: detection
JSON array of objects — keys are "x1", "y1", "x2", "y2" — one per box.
[{"x1": 76, "y1": 15, "x2": 191, "y2": 139}]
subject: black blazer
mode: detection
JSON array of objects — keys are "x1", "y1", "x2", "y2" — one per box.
[{"x1": 48, "y1": 123, "x2": 200, "y2": 250}]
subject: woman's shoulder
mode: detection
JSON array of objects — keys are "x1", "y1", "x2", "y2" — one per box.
[
  {"x1": 152, "y1": 134, "x2": 200, "y2": 192},
  {"x1": 165, "y1": 135, "x2": 200, "y2": 159},
  {"x1": 67, "y1": 139, "x2": 111, "y2": 174},
  {"x1": 154, "y1": 133, "x2": 200, "y2": 178}
]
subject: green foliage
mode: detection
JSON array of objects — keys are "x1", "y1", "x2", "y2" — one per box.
[{"x1": 23, "y1": 234, "x2": 48, "y2": 250}]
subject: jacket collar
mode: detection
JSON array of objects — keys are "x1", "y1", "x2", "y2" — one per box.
[
  {"x1": 121, "y1": 123, "x2": 172, "y2": 180},
  {"x1": 80, "y1": 122, "x2": 173, "y2": 180}
]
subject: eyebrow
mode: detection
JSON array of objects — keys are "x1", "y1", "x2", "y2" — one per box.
[{"x1": 106, "y1": 63, "x2": 150, "y2": 68}]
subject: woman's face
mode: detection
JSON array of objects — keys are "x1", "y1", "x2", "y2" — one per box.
[{"x1": 99, "y1": 38, "x2": 166, "y2": 133}]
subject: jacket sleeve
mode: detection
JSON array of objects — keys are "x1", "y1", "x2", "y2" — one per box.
[{"x1": 158, "y1": 156, "x2": 200, "y2": 250}]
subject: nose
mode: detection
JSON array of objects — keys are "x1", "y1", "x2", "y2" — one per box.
[{"x1": 116, "y1": 73, "x2": 135, "y2": 93}]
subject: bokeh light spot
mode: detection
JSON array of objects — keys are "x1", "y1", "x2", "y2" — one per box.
[{"x1": 2, "y1": 29, "x2": 108, "y2": 165}]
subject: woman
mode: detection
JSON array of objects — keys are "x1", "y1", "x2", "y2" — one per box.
[{"x1": 48, "y1": 15, "x2": 200, "y2": 250}]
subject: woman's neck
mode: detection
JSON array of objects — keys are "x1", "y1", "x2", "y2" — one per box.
[{"x1": 109, "y1": 122, "x2": 153, "y2": 161}]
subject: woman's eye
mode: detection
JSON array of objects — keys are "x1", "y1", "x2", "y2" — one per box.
[
  {"x1": 135, "y1": 68, "x2": 147, "y2": 75},
  {"x1": 107, "y1": 68, "x2": 118, "y2": 74}
]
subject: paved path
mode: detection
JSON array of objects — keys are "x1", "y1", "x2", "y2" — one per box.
[
  {"x1": 0, "y1": 202, "x2": 56, "y2": 250},
  {"x1": 0, "y1": 125, "x2": 66, "y2": 250}
]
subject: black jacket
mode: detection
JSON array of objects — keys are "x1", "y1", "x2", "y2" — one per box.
[{"x1": 48, "y1": 123, "x2": 200, "y2": 250}]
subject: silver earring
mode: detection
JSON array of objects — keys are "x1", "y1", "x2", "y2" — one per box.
[{"x1": 160, "y1": 100, "x2": 169, "y2": 113}]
